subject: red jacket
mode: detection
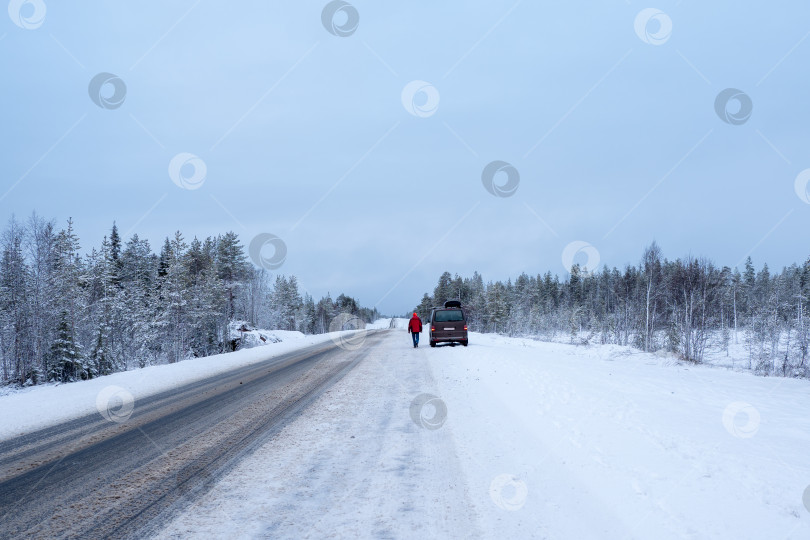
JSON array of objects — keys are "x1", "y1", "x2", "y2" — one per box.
[{"x1": 408, "y1": 315, "x2": 422, "y2": 333}]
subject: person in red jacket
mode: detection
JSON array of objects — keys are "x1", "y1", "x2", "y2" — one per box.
[{"x1": 408, "y1": 312, "x2": 423, "y2": 348}]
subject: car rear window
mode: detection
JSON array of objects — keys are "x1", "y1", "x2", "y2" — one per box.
[{"x1": 434, "y1": 309, "x2": 464, "y2": 323}]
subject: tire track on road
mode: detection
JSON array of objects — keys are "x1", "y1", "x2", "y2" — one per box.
[{"x1": 0, "y1": 331, "x2": 384, "y2": 539}]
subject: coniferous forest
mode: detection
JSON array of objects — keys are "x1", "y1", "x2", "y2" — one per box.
[
  {"x1": 0, "y1": 215, "x2": 378, "y2": 386},
  {"x1": 4, "y1": 213, "x2": 807, "y2": 386},
  {"x1": 415, "y1": 242, "x2": 810, "y2": 377}
]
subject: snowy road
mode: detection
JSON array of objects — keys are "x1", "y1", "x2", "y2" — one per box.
[
  {"x1": 2, "y1": 329, "x2": 809, "y2": 539},
  {"x1": 0, "y1": 332, "x2": 383, "y2": 538},
  {"x1": 156, "y1": 328, "x2": 480, "y2": 539},
  {"x1": 157, "y1": 331, "x2": 810, "y2": 540}
]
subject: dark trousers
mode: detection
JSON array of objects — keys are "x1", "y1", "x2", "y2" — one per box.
[{"x1": 411, "y1": 331, "x2": 420, "y2": 346}]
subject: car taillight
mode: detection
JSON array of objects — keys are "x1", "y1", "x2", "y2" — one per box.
[
  {"x1": 463, "y1": 325, "x2": 467, "y2": 331},
  {"x1": 431, "y1": 326, "x2": 435, "y2": 331}
]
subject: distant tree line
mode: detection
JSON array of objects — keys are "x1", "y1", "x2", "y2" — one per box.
[
  {"x1": 0, "y1": 215, "x2": 378, "y2": 386},
  {"x1": 415, "y1": 242, "x2": 810, "y2": 377}
]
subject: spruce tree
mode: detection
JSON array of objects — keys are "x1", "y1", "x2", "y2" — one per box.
[{"x1": 48, "y1": 311, "x2": 84, "y2": 382}]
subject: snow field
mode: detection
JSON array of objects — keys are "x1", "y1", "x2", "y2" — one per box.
[{"x1": 432, "y1": 333, "x2": 810, "y2": 539}]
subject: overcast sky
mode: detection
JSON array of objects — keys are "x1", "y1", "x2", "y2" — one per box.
[{"x1": 2, "y1": 1, "x2": 809, "y2": 315}]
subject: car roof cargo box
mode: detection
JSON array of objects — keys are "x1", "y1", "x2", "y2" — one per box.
[{"x1": 444, "y1": 300, "x2": 461, "y2": 308}]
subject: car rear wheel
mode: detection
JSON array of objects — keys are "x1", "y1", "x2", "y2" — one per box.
[
  {"x1": 461, "y1": 340, "x2": 468, "y2": 346},
  {"x1": 430, "y1": 340, "x2": 436, "y2": 347}
]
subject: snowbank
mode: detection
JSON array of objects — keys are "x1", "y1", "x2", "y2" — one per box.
[
  {"x1": 228, "y1": 321, "x2": 305, "y2": 349},
  {"x1": 0, "y1": 330, "x2": 360, "y2": 442}
]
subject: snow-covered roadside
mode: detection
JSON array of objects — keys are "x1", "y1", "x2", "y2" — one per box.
[
  {"x1": 0, "y1": 331, "x2": 362, "y2": 442},
  {"x1": 432, "y1": 333, "x2": 810, "y2": 539},
  {"x1": 522, "y1": 329, "x2": 793, "y2": 376},
  {"x1": 228, "y1": 320, "x2": 307, "y2": 348}
]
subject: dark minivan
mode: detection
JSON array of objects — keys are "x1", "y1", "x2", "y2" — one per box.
[{"x1": 429, "y1": 300, "x2": 468, "y2": 347}]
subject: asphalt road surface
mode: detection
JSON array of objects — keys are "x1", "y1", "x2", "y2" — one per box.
[{"x1": 0, "y1": 330, "x2": 384, "y2": 539}]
